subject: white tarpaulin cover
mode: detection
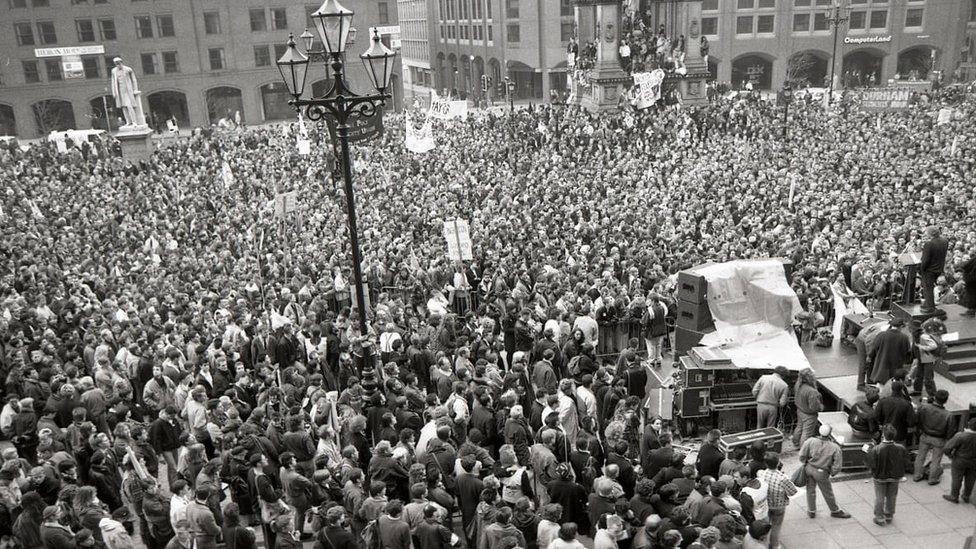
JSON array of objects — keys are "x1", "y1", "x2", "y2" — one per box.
[{"x1": 697, "y1": 259, "x2": 810, "y2": 371}]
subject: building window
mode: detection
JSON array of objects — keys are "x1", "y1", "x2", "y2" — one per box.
[
  {"x1": 162, "y1": 51, "x2": 178, "y2": 73},
  {"x1": 99, "y1": 18, "x2": 117, "y2": 40},
  {"x1": 702, "y1": 16, "x2": 718, "y2": 35},
  {"x1": 10, "y1": 0, "x2": 27, "y2": 7},
  {"x1": 506, "y1": 0, "x2": 518, "y2": 18},
  {"x1": 31, "y1": 0, "x2": 48, "y2": 6},
  {"x1": 702, "y1": 0, "x2": 718, "y2": 9},
  {"x1": 487, "y1": 24, "x2": 492, "y2": 40},
  {"x1": 82, "y1": 56, "x2": 99, "y2": 78},
  {"x1": 737, "y1": 0, "x2": 753, "y2": 8},
  {"x1": 971, "y1": 0, "x2": 976, "y2": 22},
  {"x1": 23, "y1": 60, "x2": 40, "y2": 83},
  {"x1": 157, "y1": 15, "x2": 175, "y2": 37},
  {"x1": 15, "y1": 22, "x2": 35, "y2": 45},
  {"x1": 560, "y1": 0, "x2": 572, "y2": 15},
  {"x1": 757, "y1": 14, "x2": 774, "y2": 33},
  {"x1": 271, "y1": 8, "x2": 287, "y2": 30},
  {"x1": 273, "y1": 43, "x2": 287, "y2": 59},
  {"x1": 379, "y1": 2, "x2": 390, "y2": 24},
  {"x1": 76, "y1": 19, "x2": 95, "y2": 42},
  {"x1": 460, "y1": 25, "x2": 468, "y2": 39},
  {"x1": 813, "y1": 12, "x2": 828, "y2": 30},
  {"x1": 506, "y1": 22, "x2": 519, "y2": 42},
  {"x1": 461, "y1": 0, "x2": 467, "y2": 19},
  {"x1": 250, "y1": 9, "x2": 267, "y2": 32},
  {"x1": 794, "y1": 0, "x2": 810, "y2": 5},
  {"x1": 792, "y1": 13, "x2": 809, "y2": 31},
  {"x1": 135, "y1": 16, "x2": 154, "y2": 38},
  {"x1": 254, "y1": 45, "x2": 271, "y2": 67},
  {"x1": 44, "y1": 59, "x2": 62, "y2": 81},
  {"x1": 758, "y1": 0, "x2": 775, "y2": 6},
  {"x1": 560, "y1": 21, "x2": 573, "y2": 41},
  {"x1": 140, "y1": 52, "x2": 157, "y2": 75},
  {"x1": 869, "y1": 9, "x2": 887, "y2": 28},
  {"x1": 204, "y1": 11, "x2": 221, "y2": 34},
  {"x1": 37, "y1": 21, "x2": 57, "y2": 44},
  {"x1": 94, "y1": 0, "x2": 107, "y2": 4},
  {"x1": 849, "y1": 10, "x2": 866, "y2": 29},
  {"x1": 904, "y1": 7, "x2": 922, "y2": 28},
  {"x1": 736, "y1": 15, "x2": 753, "y2": 34},
  {"x1": 209, "y1": 47, "x2": 225, "y2": 70}
]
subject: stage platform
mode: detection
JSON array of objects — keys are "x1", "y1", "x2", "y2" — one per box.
[{"x1": 806, "y1": 303, "x2": 976, "y2": 430}]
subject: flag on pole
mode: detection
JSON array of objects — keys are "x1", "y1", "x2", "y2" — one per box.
[
  {"x1": 26, "y1": 199, "x2": 44, "y2": 220},
  {"x1": 950, "y1": 135, "x2": 959, "y2": 157},
  {"x1": 876, "y1": 115, "x2": 882, "y2": 131},
  {"x1": 788, "y1": 177, "x2": 796, "y2": 209}
]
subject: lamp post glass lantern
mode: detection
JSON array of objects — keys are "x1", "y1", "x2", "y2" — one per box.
[{"x1": 275, "y1": 0, "x2": 397, "y2": 346}]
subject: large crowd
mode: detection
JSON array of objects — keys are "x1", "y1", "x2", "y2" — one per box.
[{"x1": 1, "y1": 80, "x2": 976, "y2": 549}]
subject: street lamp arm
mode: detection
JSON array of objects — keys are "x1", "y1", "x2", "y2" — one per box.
[{"x1": 292, "y1": 92, "x2": 389, "y2": 125}]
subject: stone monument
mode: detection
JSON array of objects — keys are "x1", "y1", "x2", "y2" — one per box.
[
  {"x1": 109, "y1": 57, "x2": 154, "y2": 161},
  {"x1": 574, "y1": 0, "x2": 632, "y2": 111},
  {"x1": 649, "y1": 0, "x2": 709, "y2": 105}
]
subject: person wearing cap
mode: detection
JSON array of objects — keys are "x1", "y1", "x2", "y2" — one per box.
[
  {"x1": 797, "y1": 424, "x2": 852, "y2": 519},
  {"x1": 920, "y1": 225, "x2": 948, "y2": 314},
  {"x1": 868, "y1": 316, "x2": 912, "y2": 386},
  {"x1": 40, "y1": 504, "x2": 74, "y2": 549},
  {"x1": 752, "y1": 366, "x2": 789, "y2": 429}
]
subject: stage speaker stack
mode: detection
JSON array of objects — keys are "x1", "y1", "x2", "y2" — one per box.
[
  {"x1": 674, "y1": 259, "x2": 794, "y2": 358},
  {"x1": 674, "y1": 263, "x2": 716, "y2": 358}
]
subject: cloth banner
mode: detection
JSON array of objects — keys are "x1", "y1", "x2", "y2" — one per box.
[
  {"x1": 220, "y1": 161, "x2": 234, "y2": 188},
  {"x1": 937, "y1": 108, "x2": 953, "y2": 125},
  {"x1": 405, "y1": 112, "x2": 435, "y2": 153},
  {"x1": 632, "y1": 69, "x2": 665, "y2": 109},
  {"x1": 696, "y1": 259, "x2": 810, "y2": 371},
  {"x1": 429, "y1": 90, "x2": 468, "y2": 120}
]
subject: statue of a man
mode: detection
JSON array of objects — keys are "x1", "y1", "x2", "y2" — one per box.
[{"x1": 110, "y1": 57, "x2": 145, "y2": 127}]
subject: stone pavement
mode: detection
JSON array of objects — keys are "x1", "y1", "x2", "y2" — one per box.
[{"x1": 779, "y1": 475, "x2": 976, "y2": 549}]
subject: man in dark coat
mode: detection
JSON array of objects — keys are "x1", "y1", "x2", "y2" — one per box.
[
  {"x1": 869, "y1": 317, "x2": 912, "y2": 385},
  {"x1": 696, "y1": 429, "x2": 725, "y2": 480},
  {"x1": 875, "y1": 381, "x2": 917, "y2": 445},
  {"x1": 548, "y1": 463, "x2": 590, "y2": 535},
  {"x1": 961, "y1": 252, "x2": 976, "y2": 317},
  {"x1": 920, "y1": 225, "x2": 948, "y2": 313},
  {"x1": 456, "y1": 456, "x2": 484, "y2": 549}
]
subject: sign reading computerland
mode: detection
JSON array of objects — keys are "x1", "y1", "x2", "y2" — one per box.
[{"x1": 855, "y1": 88, "x2": 912, "y2": 110}]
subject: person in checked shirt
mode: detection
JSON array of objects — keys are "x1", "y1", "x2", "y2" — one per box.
[
  {"x1": 757, "y1": 452, "x2": 797, "y2": 549},
  {"x1": 798, "y1": 425, "x2": 852, "y2": 519}
]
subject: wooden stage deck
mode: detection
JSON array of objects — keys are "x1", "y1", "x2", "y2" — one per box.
[{"x1": 808, "y1": 306, "x2": 976, "y2": 426}]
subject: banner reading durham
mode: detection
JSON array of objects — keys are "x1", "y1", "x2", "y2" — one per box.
[
  {"x1": 632, "y1": 69, "x2": 665, "y2": 109},
  {"x1": 429, "y1": 90, "x2": 469, "y2": 120}
]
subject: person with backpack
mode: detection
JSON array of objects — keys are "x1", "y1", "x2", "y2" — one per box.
[
  {"x1": 914, "y1": 316, "x2": 947, "y2": 398},
  {"x1": 848, "y1": 387, "x2": 880, "y2": 442},
  {"x1": 315, "y1": 505, "x2": 358, "y2": 549}
]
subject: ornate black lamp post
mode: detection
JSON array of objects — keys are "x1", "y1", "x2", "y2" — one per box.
[{"x1": 275, "y1": 0, "x2": 397, "y2": 341}]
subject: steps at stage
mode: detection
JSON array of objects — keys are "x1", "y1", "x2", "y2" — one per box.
[{"x1": 890, "y1": 303, "x2": 976, "y2": 383}]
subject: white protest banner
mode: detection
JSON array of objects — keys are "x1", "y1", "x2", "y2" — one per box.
[
  {"x1": 429, "y1": 90, "x2": 468, "y2": 120},
  {"x1": 55, "y1": 139, "x2": 68, "y2": 154},
  {"x1": 404, "y1": 112, "x2": 435, "y2": 153},
  {"x1": 443, "y1": 218, "x2": 473, "y2": 261},
  {"x1": 274, "y1": 191, "x2": 299, "y2": 217},
  {"x1": 220, "y1": 161, "x2": 234, "y2": 188},
  {"x1": 632, "y1": 69, "x2": 665, "y2": 109},
  {"x1": 788, "y1": 176, "x2": 796, "y2": 209},
  {"x1": 937, "y1": 108, "x2": 952, "y2": 126},
  {"x1": 951, "y1": 135, "x2": 960, "y2": 157},
  {"x1": 297, "y1": 138, "x2": 311, "y2": 156}
]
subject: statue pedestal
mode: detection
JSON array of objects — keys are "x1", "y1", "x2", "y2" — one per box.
[
  {"x1": 677, "y1": 59, "x2": 710, "y2": 106},
  {"x1": 581, "y1": 66, "x2": 632, "y2": 111},
  {"x1": 115, "y1": 126, "x2": 153, "y2": 162}
]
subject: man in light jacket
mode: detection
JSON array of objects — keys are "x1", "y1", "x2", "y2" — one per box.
[
  {"x1": 798, "y1": 424, "x2": 852, "y2": 519},
  {"x1": 752, "y1": 366, "x2": 789, "y2": 429}
]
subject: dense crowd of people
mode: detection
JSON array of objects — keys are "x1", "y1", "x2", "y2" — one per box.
[{"x1": 0, "y1": 79, "x2": 975, "y2": 549}]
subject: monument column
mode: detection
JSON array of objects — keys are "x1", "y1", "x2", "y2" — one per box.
[
  {"x1": 575, "y1": 0, "x2": 631, "y2": 111},
  {"x1": 675, "y1": 0, "x2": 709, "y2": 105}
]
